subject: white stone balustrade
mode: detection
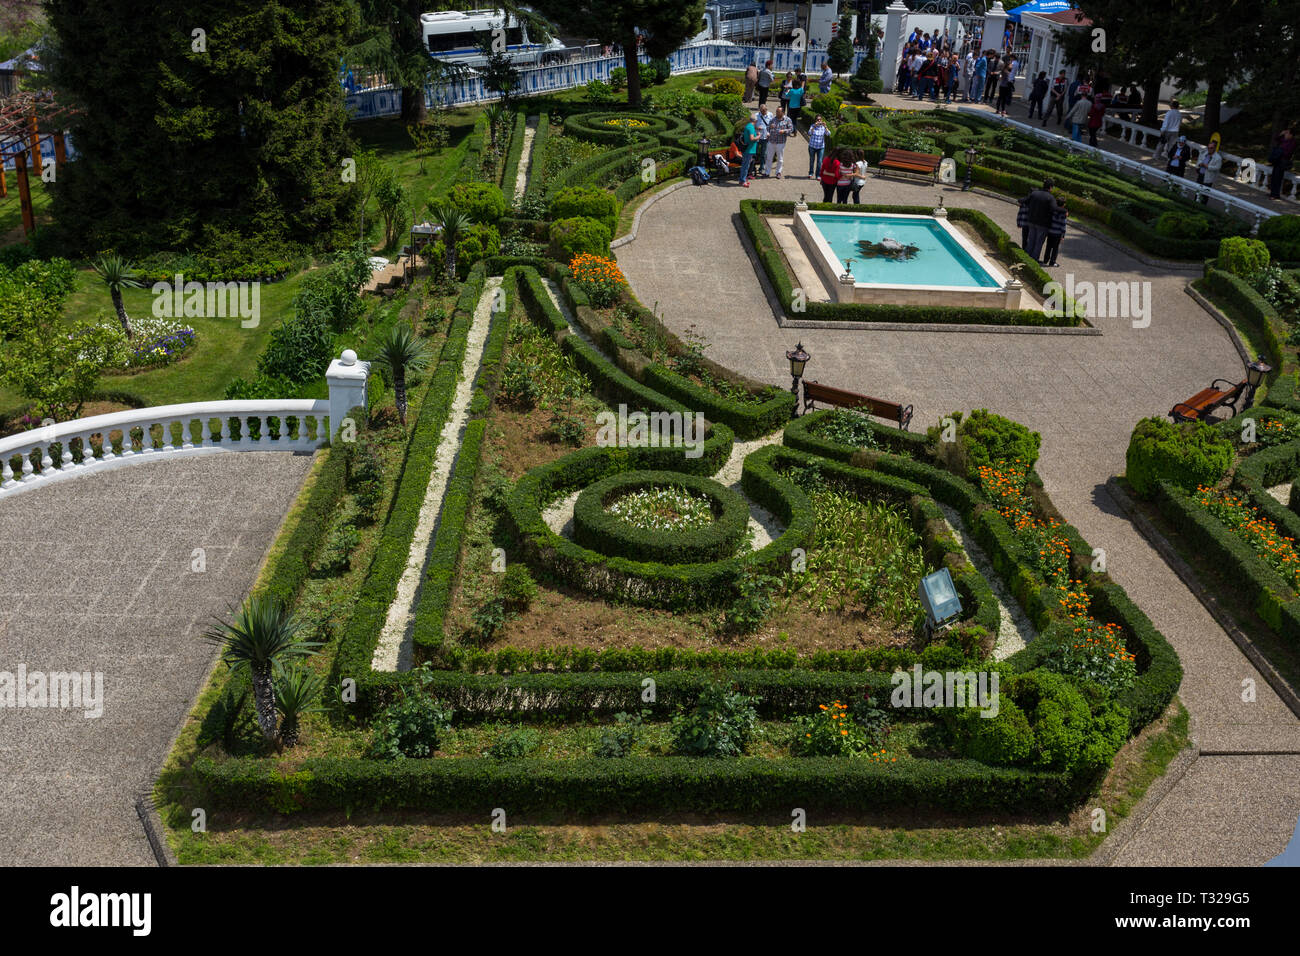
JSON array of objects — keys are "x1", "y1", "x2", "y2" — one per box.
[
  {"x1": 0, "y1": 400, "x2": 330, "y2": 500},
  {"x1": 959, "y1": 107, "x2": 1285, "y2": 232}
]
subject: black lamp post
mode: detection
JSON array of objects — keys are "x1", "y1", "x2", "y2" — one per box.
[
  {"x1": 787, "y1": 341, "x2": 810, "y2": 416},
  {"x1": 1244, "y1": 359, "x2": 1272, "y2": 409},
  {"x1": 963, "y1": 146, "x2": 977, "y2": 191},
  {"x1": 696, "y1": 135, "x2": 711, "y2": 168}
]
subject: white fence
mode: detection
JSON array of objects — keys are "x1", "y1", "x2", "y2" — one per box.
[
  {"x1": 0, "y1": 400, "x2": 330, "y2": 499},
  {"x1": 345, "y1": 41, "x2": 874, "y2": 119},
  {"x1": 962, "y1": 108, "x2": 1284, "y2": 229}
]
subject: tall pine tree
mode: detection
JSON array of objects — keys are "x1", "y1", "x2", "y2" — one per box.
[{"x1": 44, "y1": 0, "x2": 359, "y2": 255}]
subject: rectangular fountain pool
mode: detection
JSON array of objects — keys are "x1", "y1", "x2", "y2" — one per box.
[{"x1": 792, "y1": 209, "x2": 1018, "y2": 308}]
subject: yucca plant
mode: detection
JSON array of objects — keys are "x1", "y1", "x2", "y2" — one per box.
[
  {"x1": 92, "y1": 254, "x2": 143, "y2": 339},
  {"x1": 272, "y1": 662, "x2": 327, "y2": 748},
  {"x1": 371, "y1": 322, "x2": 431, "y2": 425},
  {"x1": 204, "y1": 596, "x2": 320, "y2": 746},
  {"x1": 484, "y1": 103, "x2": 506, "y2": 151},
  {"x1": 430, "y1": 201, "x2": 471, "y2": 279}
]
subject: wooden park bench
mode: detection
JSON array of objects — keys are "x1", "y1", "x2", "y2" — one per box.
[
  {"x1": 803, "y1": 380, "x2": 914, "y2": 431},
  {"x1": 875, "y1": 148, "x2": 942, "y2": 184},
  {"x1": 1169, "y1": 378, "x2": 1248, "y2": 423}
]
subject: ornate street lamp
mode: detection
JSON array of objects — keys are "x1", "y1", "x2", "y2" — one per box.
[
  {"x1": 786, "y1": 341, "x2": 810, "y2": 416},
  {"x1": 1244, "y1": 359, "x2": 1272, "y2": 409},
  {"x1": 696, "y1": 135, "x2": 711, "y2": 168},
  {"x1": 963, "y1": 145, "x2": 977, "y2": 191}
]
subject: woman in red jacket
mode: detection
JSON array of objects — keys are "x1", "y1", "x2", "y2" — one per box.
[{"x1": 819, "y1": 150, "x2": 843, "y2": 203}]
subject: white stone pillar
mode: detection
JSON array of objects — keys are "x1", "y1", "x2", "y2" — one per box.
[
  {"x1": 982, "y1": 1, "x2": 1009, "y2": 56},
  {"x1": 880, "y1": 1, "x2": 910, "y2": 93},
  {"x1": 326, "y1": 349, "x2": 371, "y2": 441}
]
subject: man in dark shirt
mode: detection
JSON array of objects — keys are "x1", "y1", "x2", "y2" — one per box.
[{"x1": 1024, "y1": 179, "x2": 1057, "y2": 262}]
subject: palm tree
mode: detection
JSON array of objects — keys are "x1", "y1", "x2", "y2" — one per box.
[
  {"x1": 204, "y1": 596, "x2": 320, "y2": 746},
  {"x1": 272, "y1": 663, "x2": 326, "y2": 748},
  {"x1": 92, "y1": 254, "x2": 143, "y2": 339},
  {"x1": 372, "y1": 323, "x2": 431, "y2": 426},
  {"x1": 430, "y1": 202, "x2": 471, "y2": 279},
  {"x1": 484, "y1": 103, "x2": 506, "y2": 151}
]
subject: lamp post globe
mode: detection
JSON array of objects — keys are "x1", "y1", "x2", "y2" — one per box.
[{"x1": 786, "y1": 342, "x2": 811, "y2": 415}]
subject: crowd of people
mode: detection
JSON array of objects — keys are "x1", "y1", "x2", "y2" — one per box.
[{"x1": 896, "y1": 42, "x2": 1024, "y2": 117}]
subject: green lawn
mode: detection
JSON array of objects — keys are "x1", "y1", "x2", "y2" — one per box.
[{"x1": 0, "y1": 173, "x2": 53, "y2": 241}]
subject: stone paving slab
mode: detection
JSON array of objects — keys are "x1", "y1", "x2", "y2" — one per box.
[
  {"x1": 0, "y1": 451, "x2": 314, "y2": 866},
  {"x1": 616, "y1": 173, "x2": 1300, "y2": 862}
]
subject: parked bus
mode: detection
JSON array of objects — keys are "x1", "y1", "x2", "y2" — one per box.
[
  {"x1": 420, "y1": 9, "x2": 566, "y2": 69},
  {"x1": 690, "y1": 1, "x2": 845, "y2": 47}
]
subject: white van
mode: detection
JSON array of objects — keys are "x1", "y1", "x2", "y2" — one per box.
[{"x1": 420, "y1": 9, "x2": 565, "y2": 69}]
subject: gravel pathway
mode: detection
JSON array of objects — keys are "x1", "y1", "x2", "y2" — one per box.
[
  {"x1": 514, "y1": 116, "x2": 538, "y2": 202},
  {"x1": 371, "y1": 277, "x2": 502, "y2": 672},
  {"x1": 937, "y1": 502, "x2": 1039, "y2": 658},
  {"x1": 1267, "y1": 482, "x2": 1291, "y2": 506}
]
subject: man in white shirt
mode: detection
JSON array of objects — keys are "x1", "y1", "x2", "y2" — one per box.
[
  {"x1": 1158, "y1": 99, "x2": 1182, "y2": 155},
  {"x1": 764, "y1": 107, "x2": 794, "y2": 179},
  {"x1": 1196, "y1": 140, "x2": 1223, "y2": 203}
]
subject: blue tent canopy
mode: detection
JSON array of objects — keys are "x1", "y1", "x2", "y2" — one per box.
[{"x1": 1007, "y1": 0, "x2": 1075, "y2": 23}]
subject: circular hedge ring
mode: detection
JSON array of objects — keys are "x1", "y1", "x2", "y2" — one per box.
[
  {"x1": 573, "y1": 470, "x2": 750, "y2": 564},
  {"x1": 563, "y1": 112, "x2": 690, "y2": 145}
]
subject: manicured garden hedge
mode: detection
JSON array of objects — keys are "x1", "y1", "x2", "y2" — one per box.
[
  {"x1": 500, "y1": 110, "x2": 529, "y2": 201},
  {"x1": 408, "y1": 268, "x2": 518, "y2": 655},
  {"x1": 784, "y1": 407, "x2": 930, "y2": 459},
  {"x1": 643, "y1": 362, "x2": 794, "y2": 439},
  {"x1": 739, "y1": 200, "x2": 1084, "y2": 326},
  {"x1": 563, "y1": 111, "x2": 691, "y2": 146},
  {"x1": 573, "y1": 470, "x2": 750, "y2": 564},
  {"x1": 258, "y1": 449, "x2": 348, "y2": 608},
  {"x1": 192, "y1": 751, "x2": 1078, "y2": 816},
  {"x1": 329, "y1": 263, "x2": 489, "y2": 691},
  {"x1": 505, "y1": 441, "x2": 802, "y2": 611}
]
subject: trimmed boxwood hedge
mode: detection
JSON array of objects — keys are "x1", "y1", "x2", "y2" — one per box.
[
  {"x1": 408, "y1": 268, "x2": 519, "y2": 654},
  {"x1": 784, "y1": 407, "x2": 929, "y2": 459},
  {"x1": 563, "y1": 111, "x2": 690, "y2": 146},
  {"x1": 329, "y1": 263, "x2": 489, "y2": 692},
  {"x1": 192, "y1": 752, "x2": 1079, "y2": 816},
  {"x1": 739, "y1": 199, "x2": 1083, "y2": 326},
  {"x1": 506, "y1": 441, "x2": 806, "y2": 610},
  {"x1": 642, "y1": 362, "x2": 794, "y2": 439},
  {"x1": 573, "y1": 470, "x2": 750, "y2": 564}
]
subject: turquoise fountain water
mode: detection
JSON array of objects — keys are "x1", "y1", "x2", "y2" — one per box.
[{"x1": 807, "y1": 213, "x2": 1001, "y2": 288}]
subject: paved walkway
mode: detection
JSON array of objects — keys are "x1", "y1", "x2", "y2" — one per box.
[
  {"x1": 867, "y1": 91, "x2": 1298, "y2": 211},
  {"x1": 616, "y1": 173, "x2": 1300, "y2": 864},
  {"x1": 0, "y1": 452, "x2": 314, "y2": 865}
]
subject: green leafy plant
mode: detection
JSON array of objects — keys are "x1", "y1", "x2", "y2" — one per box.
[
  {"x1": 371, "y1": 323, "x2": 431, "y2": 426},
  {"x1": 671, "y1": 682, "x2": 759, "y2": 757},
  {"x1": 791, "y1": 697, "x2": 891, "y2": 757},
  {"x1": 723, "y1": 568, "x2": 779, "y2": 635},
  {"x1": 366, "y1": 664, "x2": 454, "y2": 759},
  {"x1": 500, "y1": 563, "x2": 537, "y2": 612},
  {"x1": 548, "y1": 216, "x2": 612, "y2": 262},
  {"x1": 1218, "y1": 236, "x2": 1270, "y2": 277},
  {"x1": 817, "y1": 409, "x2": 880, "y2": 449},
  {"x1": 0, "y1": 319, "x2": 118, "y2": 421},
  {"x1": 91, "y1": 254, "x2": 143, "y2": 339},
  {"x1": 484, "y1": 726, "x2": 541, "y2": 759},
  {"x1": 595, "y1": 710, "x2": 645, "y2": 758}
]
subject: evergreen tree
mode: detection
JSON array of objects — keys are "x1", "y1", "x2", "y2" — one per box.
[{"x1": 43, "y1": 0, "x2": 359, "y2": 255}]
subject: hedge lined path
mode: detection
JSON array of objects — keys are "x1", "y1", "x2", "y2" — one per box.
[
  {"x1": 0, "y1": 452, "x2": 313, "y2": 865},
  {"x1": 616, "y1": 174, "x2": 1300, "y2": 864},
  {"x1": 372, "y1": 276, "x2": 502, "y2": 672},
  {"x1": 514, "y1": 116, "x2": 539, "y2": 202}
]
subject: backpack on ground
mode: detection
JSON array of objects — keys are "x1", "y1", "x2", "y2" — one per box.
[{"x1": 688, "y1": 165, "x2": 711, "y2": 186}]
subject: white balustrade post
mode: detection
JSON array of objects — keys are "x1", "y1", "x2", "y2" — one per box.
[
  {"x1": 982, "y1": 2, "x2": 1009, "y2": 59},
  {"x1": 879, "y1": 2, "x2": 909, "y2": 94},
  {"x1": 326, "y1": 349, "x2": 371, "y2": 443}
]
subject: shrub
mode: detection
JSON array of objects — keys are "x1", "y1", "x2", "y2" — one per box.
[
  {"x1": 722, "y1": 569, "x2": 778, "y2": 634},
  {"x1": 500, "y1": 562, "x2": 537, "y2": 611},
  {"x1": 1258, "y1": 214, "x2": 1300, "y2": 241},
  {"x1": 484, "y1": 727, "x2": 541, "y2": 758},
  {"x1": 449, "y1": 181, "x2": 507, "y2": 224},
  {"x1": 932, "y1": 409, "x2": 1041, "y2": 478},
  {"x1": 366, "y1": 665, "x2": 455, "y2": 759},
  {"x1": 711, "y1": 77, "x2": 744, "y2": 96},
  {"x1": 829, "y1": 122, "x2": 883, "y2": 150},
  {"x1": 817, "y1": 409, "x2": 880, "y2": 449},
  {"x1": 0, "y1": 257, "x2": 76, "y2": 339},
  {"x1": 809, "y1": 94, "x2": 842, "y2": 121},
  {"x1": 1125, "y1": 417, "x2": 1234, "y2": 498},
  {"x1": 548, "y1": 216, "x2": 612, "y2": 262},
  {"x1": 1154, "y1": 211, "x2": 1209, "y2": 238},
  {"x1": 648, "y1": 57, "x2": 672, "y2": 84},
  {"x1": 608, "y1": 67, "x2": 627, "y2": 91},
  {"x1": 1043, "y1": 617, "x2": 1138, "y2": 694},
  {"x1": 549, "y1": 186, "x2": 620, "y2": 237},
  {"x1": 432, "y1": 223, "x2": 501, "y2": 279},
  {"x1": 1219, "y1": 236, "x2": 1270, "y2": 277},
  {"x1": 258, "y1": 310, "x2": 334, "y2": 385},
  {"x1": 711, "y1": 93, "x2": 746, "y2": 123},
  {"x1": 671, "y1": 682, "x2": 759, "y2": 757},
  {"x1": 584, "y1": 79, "x2": 613, "y2": 104},
  {"x1": 595, "y1": 710, "x2": 643, "y2": 757},
  {"x1": 849, "y1": 58, "x2": 883, "y2": 99}
]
